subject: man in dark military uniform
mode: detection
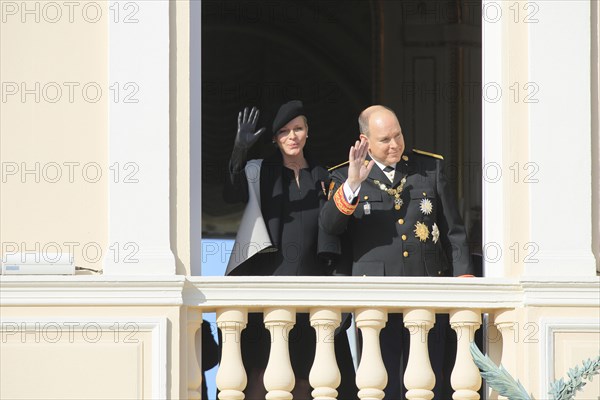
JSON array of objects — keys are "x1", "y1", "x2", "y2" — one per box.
[{"x1": 319, "y1": 105, "x2": 473, "y2": 399}]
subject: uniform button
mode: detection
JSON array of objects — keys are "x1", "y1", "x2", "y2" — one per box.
[
  {"x1": 438, "y1": 271, "x2": 442, "y2": 275},
  {"x1": 398, "y1": 219, "x2": 405, "y2": 225},
  {"x1": 401, "y1": 234, "x2": 407, "y2": 241},
  {"x1": 403, "y1": 251, "x2": 409, "y2": 257},
  {"x1": 423, "y1": 192, "x2": 427, "y2": 196},
  {"x1": 364, "y1": 195, "x2": 369, "y2": 200}
]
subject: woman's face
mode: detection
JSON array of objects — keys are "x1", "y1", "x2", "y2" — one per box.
[{"x1": 273, "y1": 115, "x2": 308, "y2": 158}]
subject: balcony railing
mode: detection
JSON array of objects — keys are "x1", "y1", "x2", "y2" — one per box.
[
  {"x1": 186, "y1": 276, "x2": 522, "y2": 400},
  {"x1": 2, "y1": 275, "x2": 595, "y2": 399}
]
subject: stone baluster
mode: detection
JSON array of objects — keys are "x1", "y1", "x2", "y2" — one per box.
[
  {"x1": 264, "y1": 307, "x2": 296, "y2": 400},
  {"x1": 216, "y1": 308, "x2": 248, "y2": 400},
  {"x1": 188, "y1": 308, "x2": 203, "y2": 399},
  {"x1": 355, "y1": 308, "x2": 387, "y2": 400},
  {"x1": 450, "y1": 309, "x2": 482, "y2": 400},
  {"x1": 493, "y1": 310, "x2": 518, "y2": 400},
  {"x1": 403, "y1": 308, "x2": 436, "y2": 400},
  {"x1": 309, "y1": 308, "x2": 342, "y2": 400}
]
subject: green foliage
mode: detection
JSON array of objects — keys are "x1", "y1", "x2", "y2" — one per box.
[
  {"x1": 548, "y1": 355, "x2": 600, "y2": 400},
  {"x1": 469, "y1": 342, "x2": 531, "y2": 400},
  {"x1": 470, "y1": 342, "x2": 600, "y2": 400}
]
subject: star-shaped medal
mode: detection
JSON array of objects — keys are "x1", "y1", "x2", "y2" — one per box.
[
  {"x1": 419, "y1": 198, "x2": 433, "y2": 215},
  {"x1": 431, "y1": 223, "x2": 440, "y2": 244},
  {"x1": 414, "y1": 221, "x2": 430, "y2": 242}
]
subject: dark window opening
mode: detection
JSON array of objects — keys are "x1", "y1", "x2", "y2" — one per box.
[{"x1": 201, "y1": 0, "x2": 482, "y2": 274}]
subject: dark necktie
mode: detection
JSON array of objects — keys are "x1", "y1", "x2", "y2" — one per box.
[{"x1": 382, "y1": 165, "x2": 395, "y2": 182}]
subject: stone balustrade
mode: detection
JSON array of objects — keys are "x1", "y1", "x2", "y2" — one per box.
[
  {"x1": 186, "y1": 276, "x2": 523, "y2": 400},
  {"x1": 1, "y1": 275, "x2": 597, "y2": 399}
]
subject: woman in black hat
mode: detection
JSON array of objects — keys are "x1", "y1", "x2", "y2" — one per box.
[{"x1": 223, "y1": 101, "x2": 357, "y2": 400}]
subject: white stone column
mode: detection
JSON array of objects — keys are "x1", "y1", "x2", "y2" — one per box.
[
  {"x1": 104, "y1": 0, "x2": 175, "y2": 275},
  {"x1": 527, "y1": 0, "x2": 596, "y2": 276},
  {"x1": 216, "y1": 308, "x2": 248, "y2": 400},
  {"x1": 450, "y1": 309, "x2": 482, "y2": 400},
  {"x1": 482, "y1": 0, "x2": 508, "y2": 278},
  {"x1": 355, "y1": 308, "x2": 387, "y2": 400},
  {"x1": 263, "y1": 307, "x2": 296, "y2": 400},
  {"x1": 309, "y1": 308, "x2": 342, "y2": 400},
  {"x1": 403, "y1": 309, "x2": 435, "y2": 400}
]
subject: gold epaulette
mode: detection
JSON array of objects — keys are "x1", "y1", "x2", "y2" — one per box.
[
  {"x1": 413, "y1": 148, "x2": 444, "y2": 160},
  {"x1": 327, "y1": 160, "x2": 349, "y2": 172}
]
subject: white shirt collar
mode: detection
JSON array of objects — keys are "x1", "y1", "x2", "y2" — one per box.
[{"x1": 370, "y1": 157, "x2": 396, "y2": 172}]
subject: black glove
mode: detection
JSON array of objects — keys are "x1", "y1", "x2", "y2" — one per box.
[{"x1": 230, "y1": 106, "x2": 266, "y2": 173}]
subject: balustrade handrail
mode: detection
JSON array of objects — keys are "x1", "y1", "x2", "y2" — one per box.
[
  {"x1": 1, "y1": 275, "x2": 597, "y2": 308},
  {"x1": 186, "y1": 276, "x2": 523, "y2": 311}
]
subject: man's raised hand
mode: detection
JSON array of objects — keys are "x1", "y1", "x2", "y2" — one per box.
[{"x1": 346, "y1": 138, "x2": 374, "y2": 192}]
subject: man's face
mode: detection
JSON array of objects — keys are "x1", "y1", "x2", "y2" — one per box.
[{"x1": 361, "y1": 110, "x2": 404, "y2": 166}]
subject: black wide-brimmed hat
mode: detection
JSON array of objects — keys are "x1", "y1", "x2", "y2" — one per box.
[{"x1": 272, "y1": 100, "x2": 305, "y2": 134}]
